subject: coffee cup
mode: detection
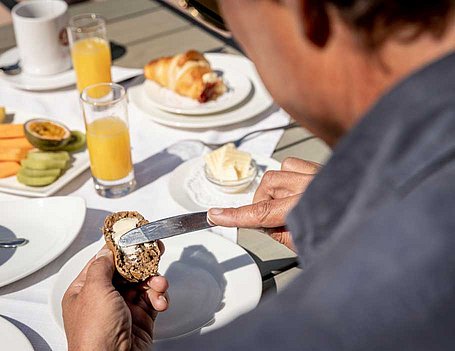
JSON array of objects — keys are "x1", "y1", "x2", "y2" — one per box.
[{"x1": 12, "y1": 0, "x2": 71, "y2": 76}]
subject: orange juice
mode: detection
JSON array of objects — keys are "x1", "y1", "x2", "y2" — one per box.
[
  {"x1": 71, "y1": 37, "x2": 112, "y2": 94},
  {"x1": 86, "y1": 116, "x2": 133, "y2": 181}
]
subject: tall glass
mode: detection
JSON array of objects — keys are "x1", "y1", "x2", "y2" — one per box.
[
  {"x1": 68, "y1": 13, "x2": 112, "y2": 95},
  {"x1": 81, "y1": 83, "x2": 136, "y2": 198}
]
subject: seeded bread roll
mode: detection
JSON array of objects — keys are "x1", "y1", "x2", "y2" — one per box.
[{"x1": 103, "y1": 211, "x2": 161, "y2": 283}]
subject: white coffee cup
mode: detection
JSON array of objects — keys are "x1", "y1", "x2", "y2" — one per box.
[{"x1": 12, "y1": 0, "x2": 71, "y2": 76}]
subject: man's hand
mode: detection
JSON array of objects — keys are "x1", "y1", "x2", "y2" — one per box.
[
  {"x1": 62, "y1": 246, "x2": 169, "y2": 351},
  {"x1": 208, "y1": 158, "x2": 320, "y2": 251}
]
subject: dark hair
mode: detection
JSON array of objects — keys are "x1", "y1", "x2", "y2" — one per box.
[{"x1": 310, "y1": 0, "x2": 455, "y2": 48}]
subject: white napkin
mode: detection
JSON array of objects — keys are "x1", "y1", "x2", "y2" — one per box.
[{"x1": 0, "y1": 66, "x2": 290, "y2": 351}]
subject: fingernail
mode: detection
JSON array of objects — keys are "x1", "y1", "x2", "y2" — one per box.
[
  {"x1": 96, "y1": 248, "x2": 111, "y2": 259},
  {"x1": 159, "y1": 295, "x2": 168, "y2": 304},
  {"x1": 209, "y1": 208, "x2": 224, "y2": 216}
]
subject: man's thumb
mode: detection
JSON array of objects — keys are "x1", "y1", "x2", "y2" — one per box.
[{"x1": 86, "y1": 248, "x2": 115, "y2": 283}]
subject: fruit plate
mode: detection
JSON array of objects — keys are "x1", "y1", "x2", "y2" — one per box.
[{"x1": 0, "y1": 110, "x2": 90, "y2": 197}]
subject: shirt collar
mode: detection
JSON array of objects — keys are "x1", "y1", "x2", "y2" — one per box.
[{"x1": 288, "y1": 51, "x2": 455, "y2": 260}]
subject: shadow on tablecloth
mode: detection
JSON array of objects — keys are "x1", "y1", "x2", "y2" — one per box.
[{"x1": 1, "y1": 315, "x2": 51, "y2": 351}]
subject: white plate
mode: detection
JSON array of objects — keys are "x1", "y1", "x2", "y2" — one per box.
[
  {"x1": 0, "y1": 196, "x2": 86, "y2": 288},
  {"x1": 0, "y1": 110, "x2": 90, "y2": 197},
  {"x1": 0, "y1": 316, "x2": 34, "y2": 351},
  {"x1": 143, "y1": 69, "x2": 252, "y2": 115},
  {"x1": 129, "y1": 53, "x2": 274, "y2": 129},
  {"x1": 169, "y1": 154, "x2": 281, "y2": 211},
  {"x1": 50, "y1": 230, "x2": 262, "y2": 341},
  {"x1": 0, "y1": 47, "x2": 76, "y2": 91}
]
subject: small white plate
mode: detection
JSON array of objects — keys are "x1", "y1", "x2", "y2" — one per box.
[
  {"x1": 143, "y1": 69, "x2": 252, "y2": 115},
  {"x1": 0, "y1": 110, "x2": 90, "y2": 198},
  {"x1": 0, "y1": 47, "x2": 76, "y2": 91},
  {"x1": 129, "y1": 53, "x2": 275, "y2": 129},
  {"x1": 169, "y1": 154, "x2": 281, "y2": 212},
  {"x1": 50, "y1": 230, "x2": 262, "y2": 341},
  {"x1": 0, "y1": 316, "x2": 34, "y2": 351},
  {"x1": 0, "y1": 196, "x2": 86, "y2": 288}
]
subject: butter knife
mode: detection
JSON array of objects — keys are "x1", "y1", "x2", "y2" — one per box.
[{"x1": 118, "y1": 212, "x2": 215, "y2": 247}]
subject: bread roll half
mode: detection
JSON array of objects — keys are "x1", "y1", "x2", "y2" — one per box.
[{"x1": 103, "y1": 211, "x2": 161, "y2": 283}]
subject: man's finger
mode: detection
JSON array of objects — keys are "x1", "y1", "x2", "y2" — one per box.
[
  {"x1": 253, "y1": 170, "x2": 314, "y2": 203},
  {"x1": 85, "y1": 248, "x2": 115, "y2": 288},
  {"x1": 64, "y1": 254, "x2": 97, "y2": 299},
  {"x1": 208, "y1": 195, "x2": 301, "y2": 228},
  {"x1": 281, "y1": 157, "x2": 321, "y2": 174}
]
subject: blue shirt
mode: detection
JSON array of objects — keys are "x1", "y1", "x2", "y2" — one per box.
[{"x1": 160, "y1": 52, "x2": 455, "y2": 350}]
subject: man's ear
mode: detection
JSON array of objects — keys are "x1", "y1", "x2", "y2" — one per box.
[{"x1": 300, "y1": 0, "x2": 331, "y2": 47}]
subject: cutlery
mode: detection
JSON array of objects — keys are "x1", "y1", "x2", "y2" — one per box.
[
  {"x1": 0, "y1": 238, "x2": 29, "y2": 248},
  {"x1": 118, "y1": 212, "x2": 214, "y2": 247},
  {"x1": 117, "y1": 74, "x2": 145, "y2": 90},
  {"x1": 0, "y1": 61, "x2": 21, "y2": 75},
  {"x1": 185, "y1": 122, "x2": 300, "y2": 150}
]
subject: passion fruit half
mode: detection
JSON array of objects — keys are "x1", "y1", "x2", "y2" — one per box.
[{"x1": 24, "y1": 119, "x2": 72, "y2": 151}]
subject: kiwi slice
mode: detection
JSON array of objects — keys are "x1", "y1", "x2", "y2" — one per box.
[
  {"x1": 17, "y1": 172, "x2": 58, "y2": 187},
  {"x1": 27, "y1": 151, "x2": 70, "y2": 162},
  {"x1": 19, "y1": 167, "x2": 61, "y2": 178},
  {"x1": 62, "y1": 131, "x2": 86, "y2": 153},
  {"x1": 21, "y1": 158, "x2": 67, "y2": 170}
]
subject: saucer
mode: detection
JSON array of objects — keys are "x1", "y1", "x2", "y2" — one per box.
[
  {"x1": 169, "y1": 154, "x2": 281, "y2": 211},
  {"x1": 0, "y1": 47, "x2": 76, "y2": 91}
]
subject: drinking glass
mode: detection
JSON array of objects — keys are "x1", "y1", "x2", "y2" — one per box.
[
  {"x1": 81, "y1": 83, "x2": 136, "y2": 198},
  {"x1": 68, "y1": 13, "x2": 112, "y2": 94}
]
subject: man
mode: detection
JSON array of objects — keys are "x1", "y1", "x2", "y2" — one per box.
[{"x1": 62, "y1": 0, "x2": 455, "y2": 350}]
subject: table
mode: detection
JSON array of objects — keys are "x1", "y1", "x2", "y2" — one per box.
[{"x1": 0, "y1": 0, "x2": 330, "y2": 316}]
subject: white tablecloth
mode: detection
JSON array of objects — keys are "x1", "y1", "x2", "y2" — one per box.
[{"x1": 0, "y1": 66, "x2": 289, "y2": 350}]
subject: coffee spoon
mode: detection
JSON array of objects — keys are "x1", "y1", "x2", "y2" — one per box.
[{"x1": 0, "y1": 61, "x2": 22, "y2": 75}]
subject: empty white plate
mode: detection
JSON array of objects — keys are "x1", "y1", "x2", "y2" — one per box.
[
  {"x1": 50, "y1": 230, "x2": 262, "y2": 341},
  {"x1": 143, "y1": 69, "x2": 252, "y2": 115},
  {"x1": 0, "y1": 47, "x2": 76, "y2": 91},
  {"x1": 0, "y1": 316, "x2": 34, "y2": 351},
  {"x1": 0, "y1": 197, "x2": 86, "y2": 288}
]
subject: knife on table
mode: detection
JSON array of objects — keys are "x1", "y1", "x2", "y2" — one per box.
[{"x1": 118, "y1": 211, "x2": 215, "y2": 248}]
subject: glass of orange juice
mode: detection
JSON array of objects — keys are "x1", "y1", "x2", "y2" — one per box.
[
  {"x1": 68, "y1": 13, "x2": 112, "y2": 94},
  {"x1": 80, "y1": 83, "x2": 136, "y2": 197}
]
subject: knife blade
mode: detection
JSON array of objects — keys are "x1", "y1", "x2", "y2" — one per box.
[{"x1": 118, "y1": 211, "x2": 214, "y2": 247}]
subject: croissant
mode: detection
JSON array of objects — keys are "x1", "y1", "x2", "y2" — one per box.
[{"x1": 144, "y1": 50, "x2": 226, "y2": 102}]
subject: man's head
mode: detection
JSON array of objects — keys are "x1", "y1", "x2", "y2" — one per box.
[{"x1": 220, "y1": 1, "x2": 455, "y2": 145}]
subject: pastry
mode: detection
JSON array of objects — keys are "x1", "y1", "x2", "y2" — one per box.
[
  {"x1": 103, "y1": 211, "x2": 161, "y2": 282},
  {"x1": 144, "y1": 50, "x2": 226, "y2": 102}
]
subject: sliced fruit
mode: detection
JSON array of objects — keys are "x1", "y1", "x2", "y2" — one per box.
[
  {"x1": 27, "y1": 150, "x2": 70, "y2": 162},
  {"x1": 62, "y1": 131, "x2": 86, "y2": 152},
  {"x1": 21, "y1": 158, "x2": 67, "y2": 170},
  {"x1": 0, "y1": 137, "x2": 33, "y2": 150},
  {"x1": 24, "y1": 119, "x2": 71, "y2": 151},
  {"x1": 0, "y1": 124, "x2": 24, "y2": 139},
  {"x1": 17, "y1": 172, "x2": 58, "y2": 187},
  {"x1": 0, "y1": 147, "x2": 28, "y2": 162},
  {"x1": 0, "y1": 161, "x2": 20, "y2": 178},
  {"x1": 19, "y1": 167, "x2": 61, "y2": 178}
]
